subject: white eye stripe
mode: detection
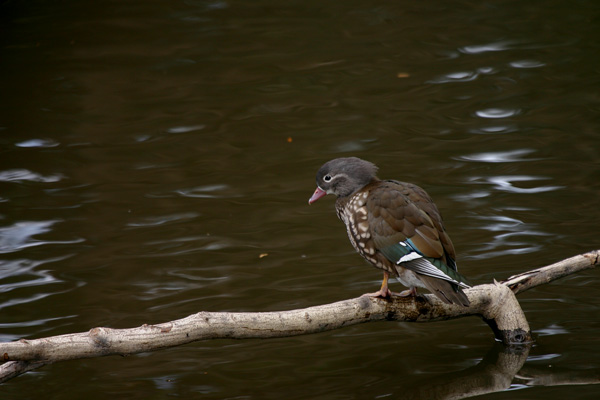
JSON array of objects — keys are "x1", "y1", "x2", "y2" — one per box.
[{"x1": 322, "y1": 173, "x2": 349, "y2": 183}]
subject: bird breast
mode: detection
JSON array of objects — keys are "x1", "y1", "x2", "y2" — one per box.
[{"x1": 337, "y1": 191, "x2": 377, "y2": 258}]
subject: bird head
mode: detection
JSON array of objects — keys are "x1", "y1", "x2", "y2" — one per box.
[{"x1": 308, "y1": 157, "x2": 378, "y2": 204}]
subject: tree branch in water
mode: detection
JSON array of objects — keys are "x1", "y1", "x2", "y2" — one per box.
[{"x1": 1, "y1": 250, "x2": 598, "y2": 384}]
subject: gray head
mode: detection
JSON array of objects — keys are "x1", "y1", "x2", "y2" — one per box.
[{"x1": 308, "y1": 157, "x2": 379, "y2": 203}]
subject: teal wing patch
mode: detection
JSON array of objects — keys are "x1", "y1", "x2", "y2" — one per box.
[{"x1": 378, "y1": 239, "x2": 470, "y2": 288}]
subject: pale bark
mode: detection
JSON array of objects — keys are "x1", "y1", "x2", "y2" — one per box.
[
  {"x1": 503, "y1": 250, "x2": 600, "y2": 294},
  {"x1": 1, "y1": 250, "x2": 599, "y2": 384}
]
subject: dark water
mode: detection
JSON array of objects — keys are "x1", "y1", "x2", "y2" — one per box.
[{"x1": 2, "y1": 0, "x2": 600, "y2": 398}]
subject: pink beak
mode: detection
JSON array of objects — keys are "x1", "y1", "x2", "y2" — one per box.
[{"x1": 308, "y1": 187, "x2": 327, "y2": 204}]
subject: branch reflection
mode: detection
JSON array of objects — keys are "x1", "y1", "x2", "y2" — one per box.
[{"x1": 399, "y1": 343, "x2": 600, "y2": 399}]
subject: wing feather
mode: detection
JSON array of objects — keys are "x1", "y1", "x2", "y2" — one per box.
[{"x1": 367, "y1": 180, "x2": 469, "y2": 287}]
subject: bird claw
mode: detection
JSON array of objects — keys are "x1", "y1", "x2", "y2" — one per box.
[
  {"x1": 362, "y1": 288, "x2": 394, "y2": 299},
  {"x1": 362, "y1": 288, "x2": 406, "y2": 299},
  {"x1": 397, "y1": 287, "x2": 431, "y2": 305},
  {"x1": 362, "y1": 287, "x2": 423, "y2": 301},
  {"x1": 397, "y1": 287, "x2": 418, "y2": 298}
]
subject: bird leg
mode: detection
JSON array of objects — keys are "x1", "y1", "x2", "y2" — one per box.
[
  {"x1": 363, "y1": 271, "x2": 395, "y2": 298},
  {"x1": 363, "y1": 273, "x2": 422, "y2": 299}
]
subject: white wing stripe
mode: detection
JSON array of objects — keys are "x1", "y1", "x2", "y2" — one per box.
[
  {"x1": 402, "y1": 258, "x2": 470, "y2": 288},
  {"x1": 398, "y1": 252, "x2": 422, "y2": 263}
]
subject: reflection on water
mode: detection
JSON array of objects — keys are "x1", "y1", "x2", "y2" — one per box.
[
  {"x1": 459, "y1": 41, "x2": 516, "y2": 54},
  {"x1": 0, "y1": 219, "x2": 82, "y2": 331},
  {"x1": 0, "y1": 170, "x2": 64, "y2": 183},
  {"x1": 457, "y1": 149, "x2": 538, "y2": 163},
  {"x1": 126, "y1": 212, "x2": 200, "y2": 228},
  {"x1": 428, "y1": 68, "x2": 493, "y2": 84},
  {"x1": 465, "y1": 214, "x2": 550, "y2": 259},
  {"x1": 1, "y1": 0, "x2": 600, "y2": 397},
  {"x1": 175, "y1": 184, "x2": 239, "y2": 199},
  {"x1": 486, "y1": 176, "x2": 563, "y2": 194},
  {"x1": 0, "y1": 221, "x2": 83, "y2": 254},
  {"x1": 468, "y1": 125, "x2": 518, "y2": 135},
  {"x1": 14, "y1": 139, "x2": 60, "y2": 148},
  {"x1": 453, "y1": 170, "x2": 562, "y2": 261},
  {"x1": 464, "y1": 175, "x2": 563, "y2": 194},
  {"x1": 534, "y1": 324, "x2": 569, "y2": 337},
  {"x1": 166, "y1": 125, "x2": 206, "y2": 134},
  {"x1": 475, "y1": 108, "x2": 521, "y2": 119},
  {"x1": 509, "y1": 60, "x2": 546, "y2": 69},
  {"x1": 0, "y1": 258, "x2": 65, "y2": 296}
]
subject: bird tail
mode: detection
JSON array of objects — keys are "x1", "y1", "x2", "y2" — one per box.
[{"x1": 418, "y1": 275, "x2": 470, "y2": 307}]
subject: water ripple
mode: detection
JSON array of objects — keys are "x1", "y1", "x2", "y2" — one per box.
[
  {"x1": 467, "y1": 175, "x2": 563, "y2": 194},
  {"x1": 127, "y1": 212, "x2": 200, "y2": 228},
  {"x1": 427, "y1": 67, "x2": 496, "y2": 84},
  {"x1": 176, "y1": 184, "x2": 239, "y2": 198},
  {"x1": 457, "y1": 149, "x2": 538, "y2": 163},
  {"x1": 487, "y1": 176, "x2": 563, "y2": 194},
  {"x1": 0, "y1": 254, "x2": 84, "y2": 313},
  {"x1": 134, "y1": 275, "x2": 229, "y2": 303},
  {"x1": 428, "y1": 70, "x2": 478, "y2": 84},
  {"x1": 0, "y1": 257, "x2": 67, "y2": 293},
  {"x1": 535, "y1": 324, "x2": 569, "y2": 336},
  {"x1": 166, "y1": 125, "x2": 206, "y2": 134},
  {"x1": 332, "y1": 139, "x2": 374, "y2": 153},
  {"x1": 0, "y1": 291, "x2": 56, "y2": 311},
  {"x1": 464, "y1": 214, "x2": 551, "y2": 260},
  {"x1": 509, "y1": 60, "x2": 546, "y2": 69},
  {"x1": 451, "y1": 190, "x2": 490, "y2": 202},
  {"x1": 459, "y1": 41, "x2": 514, "y2": 54},
  {"x1": 526, "y1": 353, "x2": 561, "y2": 362},
  {"x1": 0, "y1": 220, "x2": 85, "y2": 254},
  {"x1": 475, "y1": 108, "x2": 521, "y2": 119},
  {"x1": 0, "y1": 314, "x2": 77, "y2": 329},
  {"x1": 469, "y1": 125, "x2": 518, "y2": 135},
  {"x1": 137, "y1": 235, "x2": 238, "y2": 257},
  {"x1": 0, "y1": 169, "x2": 64, "y2": 183},
  {"x1": 15, "y1": 138, "x2": 60, "y2": 148}
]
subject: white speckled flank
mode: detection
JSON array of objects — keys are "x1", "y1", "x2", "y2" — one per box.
[
  {"x1": 335, "y1": 189, "x2": 393, "y2": 272},
  {"x1": 358, "y1": 221, "x2": 369, "y2": 232}
]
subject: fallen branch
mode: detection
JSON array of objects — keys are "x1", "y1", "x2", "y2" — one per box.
[
  {"x1": 1, "y1": 250, "x2": 599, "y2": 383},
  {"x1": 503, "y1": 250, "x2": 600, "y2": 293}
]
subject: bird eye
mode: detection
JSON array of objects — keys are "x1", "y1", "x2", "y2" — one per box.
[{"x1": 323, "y1": 175, "x2": 332, "y2": 182}]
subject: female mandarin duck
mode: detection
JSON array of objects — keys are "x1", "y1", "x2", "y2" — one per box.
[{"x1": 308, "y1": 157, "x2": 470, "y2": 306}]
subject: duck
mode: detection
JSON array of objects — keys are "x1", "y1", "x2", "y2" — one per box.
[{"x1": 308, "y1": 157, "x2": 470, "y2": 306}]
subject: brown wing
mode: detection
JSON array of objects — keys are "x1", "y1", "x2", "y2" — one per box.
[
  {"x1": 367, "y1": 180, "x2": 450, "y2": 263},
  {"x1": 367, "y1": 181, "x2": 468, "y2": 287},
  {"x1": 367, "y1": 180, "x2": 469, "y2": 304},
  {"x1": 339, "y1": 180, "x2": 469, "y2": 306},
  {"x1": 390, "y1": 180, "x2": 457, "y2": 266}
]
